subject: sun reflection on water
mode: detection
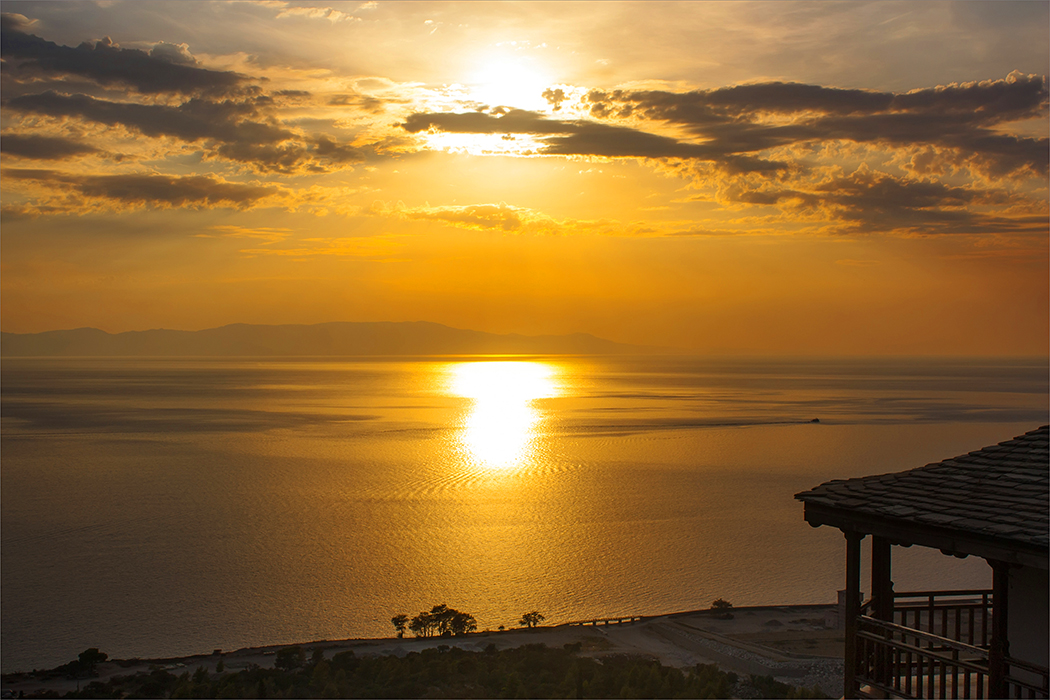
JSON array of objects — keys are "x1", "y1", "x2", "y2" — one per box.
[{"x1": 448, "y1": 361, "x2": 558, "y2": 469}]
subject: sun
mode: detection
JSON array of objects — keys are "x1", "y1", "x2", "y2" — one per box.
[
  {"x1": 448, "y1": 361, "x2": 559, "y2": 469},
  {"x1": 468, "y1": 56, "x2": 553, "y2": 111}
]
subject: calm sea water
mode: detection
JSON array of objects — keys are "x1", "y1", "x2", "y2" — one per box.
[{"x1": 1, "y1": 356, "x2": 1047, "y2": 672}]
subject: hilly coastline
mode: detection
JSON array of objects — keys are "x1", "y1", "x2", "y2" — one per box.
[{"x1": 0, "y1": 322, "x2": 650, "y2": 357}]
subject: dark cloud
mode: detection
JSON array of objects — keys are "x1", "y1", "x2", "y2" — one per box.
[
  {"x1": 890, "y1": 75, "x2": 1047, "y2": 120},
  {"x1": 0, "y1": 23, "x2": 364, "y2": 171},
  {"x1": 736, "y1": 168, "x2": 1047, "y2": 236},
  {"x1": 403, "y1": 108, "x2": 786, "y2": 171},
  {"x1": 603, "y1": 74, "x2": 1046, "y2": 124},
  {"x1": 402, "y1": 109, "x2": 569, "y2": 136},
  {"x1": 6, "y1": 91, "x2": 365, "y2": 172},
  {"x1": 3, "y1": 169, "x2": 276, "y2": 209},
  {"x1": 0, "y1": 21, "x2": 247, "y2": 97},
  {"x1": 405, "y1": 75, "x2": 1047, "y2": 180},
  {"x1": 807, "y1": 113, "x2": 1048, "y2": 177},
  {"x1": 328, "y1": 94, "x2": 388, "y2": 113},
  {"x1": 596, "y1": 74, "x2": 1049, "y2": 177},
  {"x1": 7, "y1": 90, "x2": 285, "y2": 145},
  {"x1": 543, "y1": 126, "x2": 706, "y2": 159},
  {"x1": 1, "y1": 133, "x2": 99, "y2": 159},
  {"x1": 311, "y1": 135, "x2": 365, "y2": 163}
]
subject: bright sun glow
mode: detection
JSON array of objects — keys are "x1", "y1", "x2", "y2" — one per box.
[
  {"x1": 421, "y1": 131, "x2": 548, "y2": 157},
  {"x1": 449, "y1": 361, "x2": 558, "y2": 469},
  {"x1": 468, "y1": 58, "x2": 552, "y2": 111}
]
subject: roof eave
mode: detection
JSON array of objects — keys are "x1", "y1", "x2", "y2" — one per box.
[{"x1": 801, "y1": 501, "x2": 1050, "y2": 570}]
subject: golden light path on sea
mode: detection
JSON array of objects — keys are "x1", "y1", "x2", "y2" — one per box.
[{"x1": 448, "y1": 361, "x2": 559, "y2": 469}]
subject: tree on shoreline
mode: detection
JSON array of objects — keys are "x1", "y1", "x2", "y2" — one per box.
[
  {"x1": 409, "y1": 609, "x2": 436, "y2": 637},
  {"x1": 391, "y1": 614, "x2": 409, "y2": 638},
  {"x1": 519, "y1": 611, "x2": 545, "y2": 628},
  {"x1": 711, "y1": 598, "x2": 734, "y2": 619},
  {"x1": 404, "y1": 604, "x2": 477, "y2": 637}
]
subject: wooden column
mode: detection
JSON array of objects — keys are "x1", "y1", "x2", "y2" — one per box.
[
  {"x1": 871, "y1": 536, "x2": 893, "y2": 621},
  {"x1": 844, "y1": 530, "x2": 865, "y2": 699},
  {"x1": 988, "y1": 559, "x2": 1010, "y2": 698},
  {"x1": 870, "y1": 536, "x2": 894, "y2": 692}
]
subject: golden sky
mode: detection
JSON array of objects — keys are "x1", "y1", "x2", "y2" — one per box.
[{"x1": 1, "y1": 1, "x2": 1047, "y2": 355}]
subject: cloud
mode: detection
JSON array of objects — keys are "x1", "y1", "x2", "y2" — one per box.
[
  {"x1": 6, "y1": 91, "x2": 366, "y2": 173},
  {"x1": 590, "y1": 74, "x2": 1049, "y2": 178},
  {"x1": 276, "y1": 6, "x2": 358, "y2": 23},
  {"x1": 329, "y1": 93, "x2": 388, "y2": 113},
  {"x1": 0, "y1": 23, "x2": 389, "y2": 176},
  {"x1": 149, "y1": 42, "x2": 198, "y2": 67},
  {"x1": 401, "y1": 76, "x2": 1047, "y2": 236},
  {"x1": 401, "y1": 108, "x2": 784, "y2": 170},
  {"x1": 3, "y1": 169, "x2": 277, "y2": 210},
  {"x1": 371, "y1": 200, "x2": 666, "y2": 237},
  {"x1": 255, "y1": 1, "x2": 360, "y2": 23},
  {"x1": 542, "y1": 88, "x2": 568, "y2": 111},
  {"x1": 406, "y1": 74, "x2": 1047, "y2": 179},
  {"x1": 402, "y1": 109, "x2": 568, "y2": 136},
  {"x1": 733, "y1": 166, "x2": 1048, "y2": 236},
  {"x1": 7, "y1": 91, "x2": 272, "y2": 141},
  {"x1": 595, "y1": 73, "x2": 1046, "y2": 124},
  {"x1": 0, "y1": 13, "x2": 36, "y2": 33},
  {"x1": 1, "y1": 133, "x2": 100, "y2": 159},
  {"x1": 404, "y1": 202, "x2": 530, "y2": 232},
  {"x1": 0, "y1": 22, "x2": 247, "y2": 97},
  {"x1": 198, "y1": 225, "x2": 294, "y2": 243}
]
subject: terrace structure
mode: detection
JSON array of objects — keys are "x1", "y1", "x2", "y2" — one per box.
[{"x1": 796, "y1": 426, "x2": 1049, "y2": 699}]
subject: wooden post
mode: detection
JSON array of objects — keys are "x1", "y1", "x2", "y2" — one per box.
[
  {"x1": 871, "y1": 536, "x2": 893, "y2": 621},
  {"x1": 871, "y1": 536, "x2": 893, "y2": 690},
  {"x1": 844, "y1": 530, "x2": 864, "y2": 699},
  {"x1": 988, "y1": 559, "x2": 1010, "y2": 698}
]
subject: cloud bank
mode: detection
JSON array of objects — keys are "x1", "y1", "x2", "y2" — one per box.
[
  {"x1": 401, "y1": 74, "x2": 1048, "y2": 235},
  {"x1": 1, "y1": 13, "x2": 1045, "y2": 237}
]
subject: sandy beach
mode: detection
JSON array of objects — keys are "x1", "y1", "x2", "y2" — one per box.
[{"x1": 1, "y1": 605, "x2": 844, "y2": 698}]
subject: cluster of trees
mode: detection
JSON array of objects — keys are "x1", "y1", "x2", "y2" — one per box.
[
  {"x1": 20, "y1": 642, "x2": 828, "y2": 698},
  {"x1": 390, "y1": 605, "x2": 548, "y2": 638},
  {"x1": 391, "y1": 604, "x2": 477, "y2": 638},
  {"x1": 391, "y1": 607, "x2": 547, "y2": 638}
]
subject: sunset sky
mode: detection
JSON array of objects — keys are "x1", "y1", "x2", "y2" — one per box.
[{"x1": 1, "y1": 1, "x2": 1047, "y2": 355}]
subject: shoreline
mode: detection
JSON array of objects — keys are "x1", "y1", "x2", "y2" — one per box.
[{"x1": 1, "y1": 604, "x2": 845, "y2": 698}]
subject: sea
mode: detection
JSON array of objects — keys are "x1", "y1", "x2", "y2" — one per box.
[{"x1": 1, "y1": 355, "x2": 1047, "y2": 672}]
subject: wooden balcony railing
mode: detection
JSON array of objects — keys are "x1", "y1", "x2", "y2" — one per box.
[
  {"x1": 1006, "y1": 656, "x2": 1050, "y2": 700},
  {"x1": 848, "y1": 590, "x2": 1048, "y2": 699},
  {"x1": 856, "y1": 615, "x2": 990, "y2": 698},
  {"x1": 891, "y1": 589, "x2": 992, "y2": 648}
]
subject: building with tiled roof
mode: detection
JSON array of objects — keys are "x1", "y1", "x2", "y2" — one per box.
[{"x1": 796, "y1": 426, "x2": 1049, "y2": 699}]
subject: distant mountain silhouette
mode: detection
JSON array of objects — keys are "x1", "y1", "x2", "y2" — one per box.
[{"x1": 0, "y1": 322, "x2": 652, "y2": 357}]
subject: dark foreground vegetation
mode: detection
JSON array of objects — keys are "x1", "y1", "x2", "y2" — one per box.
[{"x1": 4, "y1": 643, "x2": 827, "y2": 699}]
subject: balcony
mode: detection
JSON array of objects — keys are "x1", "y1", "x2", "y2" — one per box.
[
  {"x1": 849, "y1": 590, "x2": 1049, "y2": 699},
  {"x1": 795, "y1": 428, "x2": 1049, "y2": 699}
]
